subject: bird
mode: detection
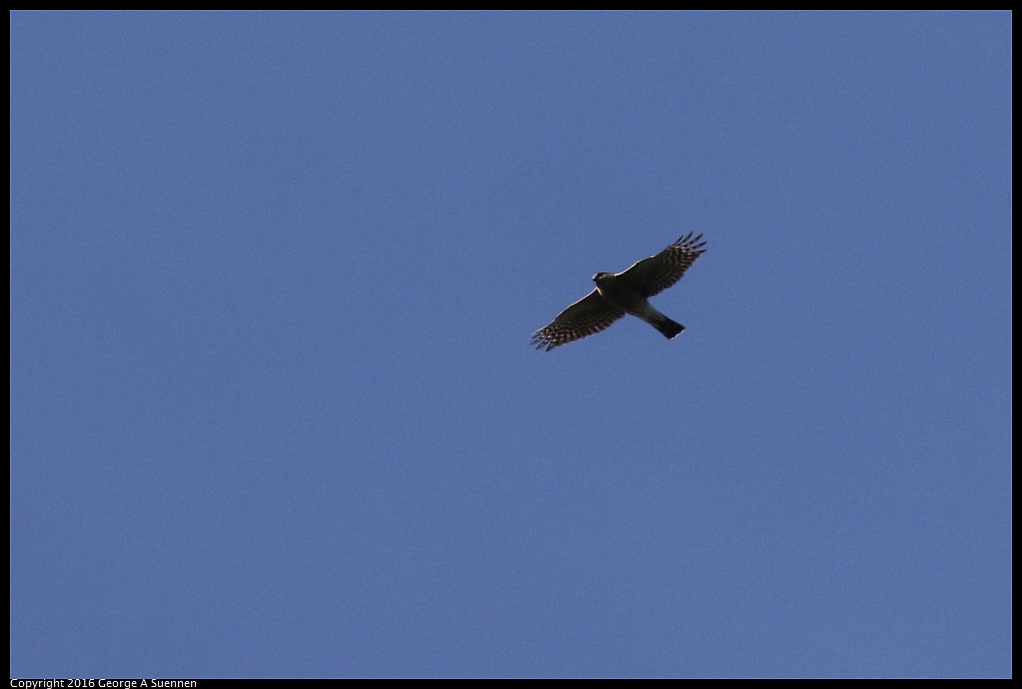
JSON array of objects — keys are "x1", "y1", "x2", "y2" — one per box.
[{"x1": 531, "y1": 232, "x2": 706, "y2": 351}]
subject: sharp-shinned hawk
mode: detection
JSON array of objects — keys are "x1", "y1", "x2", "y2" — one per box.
[{"x1": 531, "y1": 232, "x2": 707, "y2": 351}]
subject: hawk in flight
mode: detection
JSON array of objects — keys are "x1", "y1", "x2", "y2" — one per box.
[{"x1": 531, "y1": 232, "x2": 707, "y2": 351}]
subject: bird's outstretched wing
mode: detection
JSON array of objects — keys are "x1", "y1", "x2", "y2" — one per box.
[
  {"x1": 616, "y1": 232, "x2": 707, "y2": 297},
  {"x1": 530, "y1": 290, "x2": 625, "y2": 351}
]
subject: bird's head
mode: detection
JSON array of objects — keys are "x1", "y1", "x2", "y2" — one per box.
[{"x1": 592, "y1": 272, "x2": 612, "y2": 285}]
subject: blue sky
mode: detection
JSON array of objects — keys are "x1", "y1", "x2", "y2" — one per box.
[{"x1": 10, "y1": 12, "x2": 1011, "y2": 678}]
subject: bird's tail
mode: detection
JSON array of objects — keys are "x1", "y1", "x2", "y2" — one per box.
[{"x1": 655, "y1": 317, "x2": 684, "y2": 339}]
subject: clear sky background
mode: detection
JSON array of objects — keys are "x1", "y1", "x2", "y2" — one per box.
[{"x1": 10, "y1": 12, "x2": 1011, "y2": 678}]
